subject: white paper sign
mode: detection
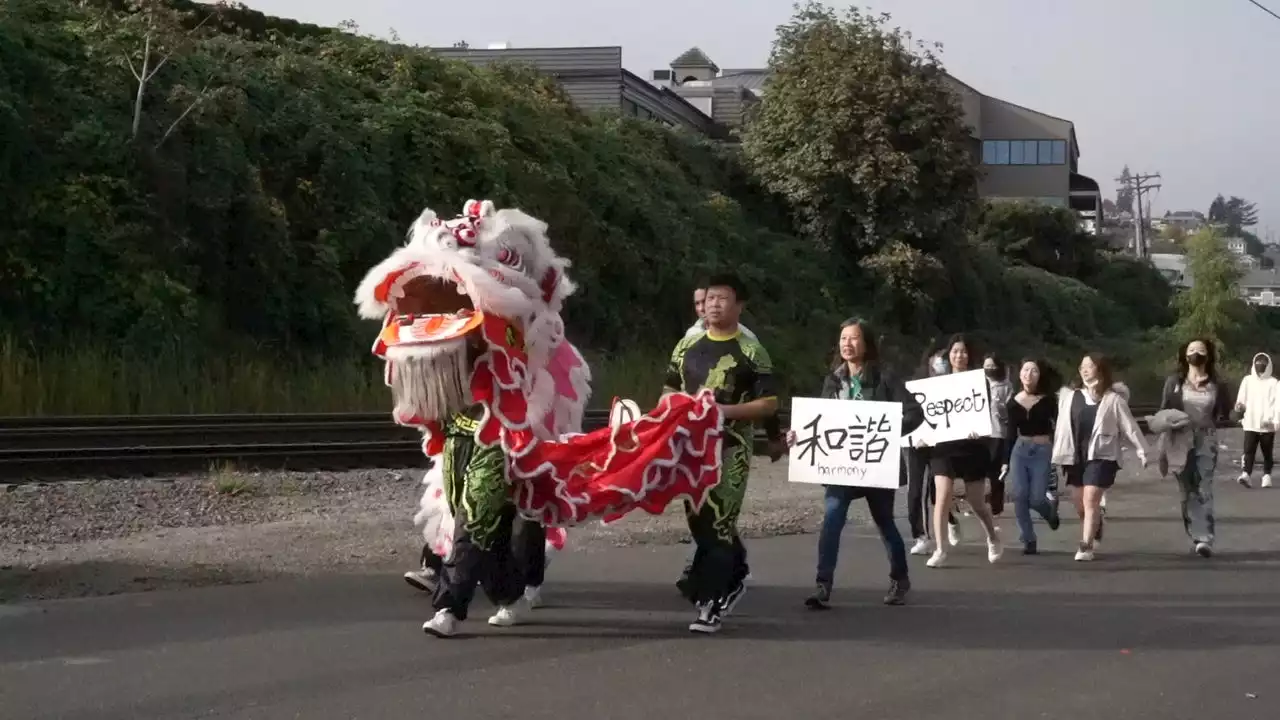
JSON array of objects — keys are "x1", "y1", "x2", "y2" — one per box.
[
  {"x1": 787, "y1": 398, "x2": 903, "y2": 488},
  {"x1": 900, "y1": 369, "x2": 995, "y2": 447}
]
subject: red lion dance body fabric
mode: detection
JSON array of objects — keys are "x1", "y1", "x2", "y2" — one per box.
[{"x1": 354, "y1": 200, "x2": 725, "y2": 550}]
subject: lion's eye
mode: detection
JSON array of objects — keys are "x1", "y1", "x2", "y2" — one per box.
[{"x1": 497, "y1": 247, "x2": 522, "y2": 269}]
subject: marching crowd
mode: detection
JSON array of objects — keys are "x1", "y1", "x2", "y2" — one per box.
[{"x1": 405, "y1": 272, "x2": 1276, "y2": 635}]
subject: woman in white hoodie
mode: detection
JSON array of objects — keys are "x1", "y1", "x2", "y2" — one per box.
[
  {"x1": 1052, "y1": 353, "x2": 1148, "y2": 562},
  {"x1": 1234, "y1": 352, "x2": 1278, "y2": 489}
]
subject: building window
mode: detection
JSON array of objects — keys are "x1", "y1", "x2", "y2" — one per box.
[{"x1": 981, "y1": 139, "x2": 1067, "y2": 166}]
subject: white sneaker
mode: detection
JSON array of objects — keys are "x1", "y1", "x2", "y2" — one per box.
[
  {"x1": 403, "y1": 568, "x2": 439, "y2": 594},
  {"x1": 523, "y1": 585, "x2": 543, "y2": 609},
  {"x1": 488, "y1": 598, "x2": 531, "y2": 627},
  {"x1": 422, "y1": 609, "x2": 459, "y2": 637},
  {"x1": 987, "y1": 537, "x2": 1004, "y2": 564},
  {"x1": 1238, "y1": 472, "x2": 1253, "y2": 489},
  {"x1": 926, "y1": 549, "x2": 948, "y2": 568},
  {"x1": 1263, "y1": 474, "x2": 1273, "y2": 488},
  {"x1": 1074, "y1": 545, "x2": 1095, "y2": 562},
  {"x1": 948, "y1": 523, "x2": 962, "y2": 547},
  {"x1": 910, "y1": 537, "x2": 935, "y2": 556}
]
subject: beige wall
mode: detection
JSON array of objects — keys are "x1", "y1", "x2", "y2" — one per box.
[
  {"x1": 977, "y1": 95, "x2": 1073, "y2": 202},
  {"x1": 943, "y1": 75, "x2": 982, "y2": 137},
  {"x1": 979, "y1": 165, "x2": 1069, "y2": 200}
]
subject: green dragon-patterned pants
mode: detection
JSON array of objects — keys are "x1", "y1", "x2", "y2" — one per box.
[
  {"x1": 680, "y1": 440, "x2": 751, "y2": 605},
  {"x1": 432, "y1": 415, "x2": 525, "y2": 620}
]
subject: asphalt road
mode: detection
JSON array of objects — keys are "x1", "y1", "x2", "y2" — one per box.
[{"x1": 4, "y1": 470, "x2": 1280, "y2": 719}]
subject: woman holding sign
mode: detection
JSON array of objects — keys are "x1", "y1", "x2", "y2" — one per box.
[
  {"x1": 786, "y1": 318, "x2": 924, "y2": 609},
  {"x1": 1051, "y1": 353, "x2": 1147, "y2": 562},
  {"x1": 918, "y1": 335, "x2": 1004, "y2": 569}
]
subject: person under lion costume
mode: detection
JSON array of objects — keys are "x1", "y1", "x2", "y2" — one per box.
[{"x1": 354, "y1": 199, "x2": 725, "y2": 637}]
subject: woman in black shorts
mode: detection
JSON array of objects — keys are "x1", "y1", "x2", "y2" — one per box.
[
  {"x1": 918, "y1": 334, "x2": 1003, "y2": 568},
  {"x1": 1051, "y1": 353, "x2": 1147, "y2": 562}
]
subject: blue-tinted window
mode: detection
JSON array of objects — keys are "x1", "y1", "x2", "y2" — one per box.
[
  {"x1": 981, "y1": 138, "x2": 1069, "y2": 165},
  {"x1": 1038, "y1": 140, "x2": 1053, "y2": 164}
]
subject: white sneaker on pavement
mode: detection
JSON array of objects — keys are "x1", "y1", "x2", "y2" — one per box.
[
  {"x1": 423, "y1": 609, "x2": 459, "y2": 637},
  {"x1": 910, "y1": 536, "x2": 935, "y2": 556}
]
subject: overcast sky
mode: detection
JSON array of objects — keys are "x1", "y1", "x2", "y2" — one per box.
[{"x1": 240, "y1": 0, "x2": 1280, "y2": 238}]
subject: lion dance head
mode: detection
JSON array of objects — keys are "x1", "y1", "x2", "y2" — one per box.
[{"x1": 354, "y1": 199, "x2": 591, "y2": 456}]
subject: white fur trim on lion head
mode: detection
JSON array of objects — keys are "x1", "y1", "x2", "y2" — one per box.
[{"x1": 353, "y1": 199, "x2": 576, "y2": 323}]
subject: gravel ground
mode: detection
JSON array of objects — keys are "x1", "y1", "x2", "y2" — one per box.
[
  {"x1": 0, "y1": 457, "x2": 837, "y2": 602},
  {"x1": 6, "y1": 430, "x2": 1240, "y2": 603}
]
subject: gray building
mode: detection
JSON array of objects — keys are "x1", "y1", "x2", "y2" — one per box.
[
  {"x1": 431, "y1": 44, "x2": 727, "y2": 137},
  {"x1": 941, "y1": 76, "x2": 1101, "y2": 226},
  {"x1": 433, "y1": 43, "x2": 1102, "y2": 227}
]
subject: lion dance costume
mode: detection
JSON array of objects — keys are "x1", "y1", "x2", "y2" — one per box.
[{"x1": 354, "y1": 200, "x2": 725, "y2": 637}]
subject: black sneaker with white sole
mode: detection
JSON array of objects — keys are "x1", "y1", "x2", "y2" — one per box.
[
  {"x1": 720, "y1": 581, "x2": 748, "y2": 617},
  {"x1": 689, "y1": 602, "x2": 723, "y2": 634},
  {"x1": 804, "y1": 582, "x2": 832, "y2": 610},
  {"x1": 883, "y1": 578, "x2": 910, "y2": 606}
]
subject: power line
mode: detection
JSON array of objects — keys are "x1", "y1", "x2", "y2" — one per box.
[{"x1": 1247, "y1": 0, "x2": 1280, "y2": 22}]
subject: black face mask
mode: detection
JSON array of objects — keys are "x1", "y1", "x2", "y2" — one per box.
[
  {"x1": 984, "y1": 368, "x2": 1003, "y2": 381},
  {"x1": 1187, "y1": 353, "x2": 1207, "y2": 367},
  {"x1": 1256, "y1": 362, "x2": 1268, "y2": 374}
]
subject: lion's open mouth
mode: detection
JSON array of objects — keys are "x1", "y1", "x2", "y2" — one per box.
[
  {"x1": 394, "y1": 275, "x2": 475, "y2": 317},
  {"x1": 379, "y1": 275, "x2": 483, "y2": 350}
]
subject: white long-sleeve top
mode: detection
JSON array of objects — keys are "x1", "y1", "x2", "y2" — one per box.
[{"x1": 1236, "y1": 353, "x2": 1280, "y2": 433}]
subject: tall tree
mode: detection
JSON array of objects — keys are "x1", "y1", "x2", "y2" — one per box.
[
  {"x1": 741, "y1": 2, "x2": 978, "y2": 258},
  {"x1": 1115, "y1": 165, "x2": 1134, "y2": 214},
  {"x1": 740, "y1": 2, "x2": 978, "y2": 330},
  {"x1": 1225, "y1": 196, "x2": 1259, "y2": 234},
  {"x1": 1174, "y1": 227, "x2": 1247, "y2": 350},
  {"x1": 1208, "y1": 194, "x2": 1228, "y2": 224}
]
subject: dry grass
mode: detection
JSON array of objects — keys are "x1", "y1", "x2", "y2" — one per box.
[
  {"x1": 0, "y1": 335, "x2": 669, "y2": 416},
  {"x1": 209, "y1": 462, "x2": 256, "y2": 497}
]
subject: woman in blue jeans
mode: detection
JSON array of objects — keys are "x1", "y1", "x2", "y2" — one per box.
[
  {"x1": 785, "y1": 318, "x2": 923, "y2": 609},
  {"x1": 1003, "y1": 358, "x2": 1062, "y2": 554}
]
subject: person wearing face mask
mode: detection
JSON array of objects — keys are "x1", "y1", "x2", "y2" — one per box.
[
  {"x1": 1053, "y1": 353, "x2": 1148, "y2": 562},
  {"x1": 918, "y1": 334, "x2": 1003, "y2": 569},
  {"x1": 983, "y1": 354, "x2": 1012, "y2": 516},
  {"x1": 786, "y1": 318, "x2": 924, "y2": 608},
  {"x1": 906, "y1": 348, "x2": 962, "y2": 555},
  {"x1": 1233, "y1": 352, "x2": 1278, "y2": 489},
  {"x1": 1159, "y1": 339, "x2": 1232, "y2": 557}
]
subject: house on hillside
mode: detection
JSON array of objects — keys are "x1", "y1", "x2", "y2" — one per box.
[
  {"x1": 1154, "y1": 210, "x2": 1206, "y2": 234},
  {"x1": 1241, "y1": 268, "x2": 1280, "y2": 306},
  {"x1": 1151, "y1": 253, "x2": 1191, "y2": 288},
  {"x1": 432, "y1": 44, "x2": 728, "y2": 137}
]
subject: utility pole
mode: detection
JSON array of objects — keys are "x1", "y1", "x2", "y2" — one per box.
[{"x1": 1115, "y1": 171, "x2": 1162, "y2": 258}]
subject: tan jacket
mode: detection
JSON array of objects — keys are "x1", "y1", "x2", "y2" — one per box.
[{"x1": 1052, "y1": 383, "x2": 1148, "y2": 466}]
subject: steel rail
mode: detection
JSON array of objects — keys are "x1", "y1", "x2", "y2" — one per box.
[{"x1": 0, "y1": 406, "x2": 1168, "y2": 481}]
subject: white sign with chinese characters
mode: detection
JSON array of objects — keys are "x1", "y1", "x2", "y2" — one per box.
[
  {"x1": 900, "y1": 369, "x2": 995, "y2": 447},
  {"x1": 787, "y1": 398, "x2": 903, "y2": 489}
]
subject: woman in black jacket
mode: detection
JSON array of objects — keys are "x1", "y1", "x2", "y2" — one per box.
[{"x1": 786, "y1": 317, "x2": 924, "y2": 609}]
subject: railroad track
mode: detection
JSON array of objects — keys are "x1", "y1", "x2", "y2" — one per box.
[{"x1": 0, "y1": 405, "x2": 1168, "y2": 482}]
